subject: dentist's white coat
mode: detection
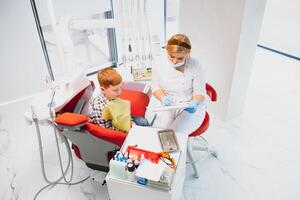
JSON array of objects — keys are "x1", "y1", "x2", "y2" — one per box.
[{"x1": 145, "y1": 54, "x2": 207, "y2": 134}]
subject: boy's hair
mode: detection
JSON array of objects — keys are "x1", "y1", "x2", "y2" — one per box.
[{"x1": 97, "y1": 67, "x2": 122, "y2": 88}]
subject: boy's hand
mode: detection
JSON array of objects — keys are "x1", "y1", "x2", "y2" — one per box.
[
  {"x1": 131, "y1": 120, "x2": 136, "y2": 127},
  {"x1": 161, "y1": 96, "x2": 174, "y2": 106}
]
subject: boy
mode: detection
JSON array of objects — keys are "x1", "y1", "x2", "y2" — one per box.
[{"x1": 89, "y1": 67, "x2": 149, "y2": 131}]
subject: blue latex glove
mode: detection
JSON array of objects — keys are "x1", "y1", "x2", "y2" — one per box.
[
  {"x1": 184, "y1": 100, "x2": 203, "y2": 113},
  {"x1": 161, "y1": 96, "x2": 174, "y2": 106}
]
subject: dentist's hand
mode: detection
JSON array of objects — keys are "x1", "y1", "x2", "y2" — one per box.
[
  {"x1": 161, "y1": 96, "x2": 174, "y2": 106},
  {"x1": 184, "y1": 100, "x2": 204, "y2": 113}
]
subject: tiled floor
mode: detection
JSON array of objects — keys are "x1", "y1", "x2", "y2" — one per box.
[{"x1": 0, "y1": 47, "x2": 300, "y2": 200}]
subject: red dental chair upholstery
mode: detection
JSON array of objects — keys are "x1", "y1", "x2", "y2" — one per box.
[
  {"x1": 187, "y1": 83, "x2": 217, "y2": 178},
  {"x1": 55, "y1": 82, "x2": 150, "y2": 171}
]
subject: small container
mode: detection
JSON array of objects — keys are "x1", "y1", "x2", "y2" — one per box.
[
  {"x1": 134, "y1": 159, "x2": 140, "y2": 168},
  {"x1": 109, "y1": 159, "x2": 127, "y2": 180},
  {"x1": 140, "y1": 153, "x2": 145, "y2": 161},
  {"x1": 129, "y1": 153, "x2": 135, "y2": 161},
  {"x1": 126, "y1": 161, "x2": 136, "y2": 182},
  {"x1": 136, "y1": 176, "x2": 148, "y2": 185}
]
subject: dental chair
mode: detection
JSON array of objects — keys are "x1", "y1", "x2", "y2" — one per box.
[
  {"x1": 54, "y1": 78, "x2": 215, "y2": 176},
  {"x1": 187, "y1": 83, "x2": 217, "y2": 178},
  {"x1": 55, "y1": 81, "x2": 150, "y2": 172}
]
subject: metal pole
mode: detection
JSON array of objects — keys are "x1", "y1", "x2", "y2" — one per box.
[
  {"x1": 105, "y1": 0, "x2": 119, "y2": 67},
  {"x1": 164, "y1": 0, "x2": 167, "y2": 44},
  {"x1": 30, "y1": 0, "x2": 55, "y2": 81}
]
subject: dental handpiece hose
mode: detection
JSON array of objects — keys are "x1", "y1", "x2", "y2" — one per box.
[
  {"x1": 33, "y1": 112, "x2": 72, "y2": 184},
  {"x1": 48, "y1": 91, "x2": 74, "y2": 184}
]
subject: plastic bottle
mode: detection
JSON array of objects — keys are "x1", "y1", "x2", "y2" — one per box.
[
  {"x1": 134, "y1": 159, "x2": 140, "y2": 168},
  {"x1": 109, "y1": 159, "x2": 127, "y2": 180},
  {"x1": 126, "y1": 161, "x2": 136, "y2": 182}
]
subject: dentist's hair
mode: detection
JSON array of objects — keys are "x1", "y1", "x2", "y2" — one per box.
[
  {"x1": 98, "y1": 67, "x2": 122, "y2": 88},
  {"x1": 166, "y1": 34, "x2": 192, "y2": 54}
]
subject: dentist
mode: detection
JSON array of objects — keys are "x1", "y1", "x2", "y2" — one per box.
[{"x1": 146, "y1": 34, "x2": 207, "y2": 131}]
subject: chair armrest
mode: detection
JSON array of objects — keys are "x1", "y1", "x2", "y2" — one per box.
[
  {"x1": 86, "y1": 123, "x2": 127, "y2": 147},
  {"x1": 55, "y1": 112, "x2": 88, "y2": 126},
  {"x1": 205, "y1": 83, "x2": 217, "y2": 102}
]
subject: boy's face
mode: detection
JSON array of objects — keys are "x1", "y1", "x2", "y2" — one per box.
[{"x1": 101, "y1": 83, "x2": 122, "y2": 100}]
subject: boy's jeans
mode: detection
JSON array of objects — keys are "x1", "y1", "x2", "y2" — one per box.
[{"x1": 131, "y1": 116, "x2": 151, "y2": 126}]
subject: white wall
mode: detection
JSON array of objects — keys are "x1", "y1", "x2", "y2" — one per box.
[
  {"x1": 227, "y1": 0, "x2": 267, "y2": 119},
  {"x1": 0, "y1": 0, "x2": 48, "y2": 104},
  {"x1": 166, "y1": 0, "x2": 180, "y2": 39},
  {"x1": 179, "y1": 0, "x2": 266, "y2": 120},
  {"x1": 259, "y1": 0, "x2": 300, "y2": 57}
]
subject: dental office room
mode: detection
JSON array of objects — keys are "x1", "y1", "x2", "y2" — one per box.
[{"x1": 1, "y1": 0, "x2": 300, "y2": 199}]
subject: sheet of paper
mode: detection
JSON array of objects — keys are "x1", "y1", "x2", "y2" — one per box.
[
  {"x1": 135, "y1": 159, "x2": 165, "y2": 182},
  {"x1": 147, "y1": 102, "x2": 191, "y2": 112}
]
